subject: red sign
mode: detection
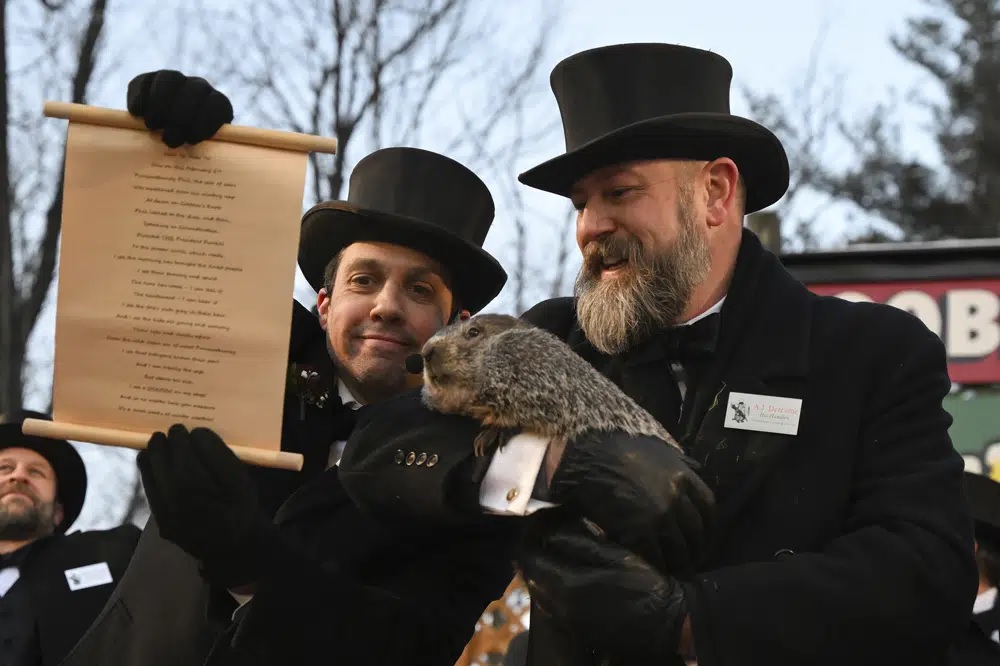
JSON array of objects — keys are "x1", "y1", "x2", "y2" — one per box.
[{"x1": 805, "y1": 279, "x2": 1000, "y2": 385}]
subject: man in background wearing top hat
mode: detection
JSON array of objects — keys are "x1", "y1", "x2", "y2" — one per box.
[
  {"x1": 949, "y1": 471, "x2": 1000, "y2": 664},
  {"x1": 61, "y1": 69, "x2": 524, "y2": 666},
  {"x1": 0, "y1": 410, "x2": 140, "y2": 666},
  {"x1": 337, "y1": 43, "x2": 977, "y2": 665}
]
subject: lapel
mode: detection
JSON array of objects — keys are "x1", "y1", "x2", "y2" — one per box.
[
  {"x1": 680, "y1": 230, "x2": 814, "y2": 539},
  {"x1": 564, "y1": 231, "x2": 815, "y2": 543}
]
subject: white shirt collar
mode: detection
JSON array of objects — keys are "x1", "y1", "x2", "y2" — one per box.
[
  {"x1": 327, "y1": 380, "x2": 363, "y2": 470},
  {"x1": 337, "y1": 379, "x2": 363, "y2": 410},
  {"x1": 679, "y1": 296, "x2": 726, "y2": 326},
  {"x1": 975, "y1": 587, "x2": 997, "y2": 614}
]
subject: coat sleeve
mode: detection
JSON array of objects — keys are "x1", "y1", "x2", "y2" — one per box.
[
  {"x1": 209, "y1": 519, "x2": 521, "y2": 665},
  {"x1": 337, "y1": 298, "x2": 576, "y2": 522},
  {"x1": 687, "y1": 314, "x2": 978, "y2": 666}
]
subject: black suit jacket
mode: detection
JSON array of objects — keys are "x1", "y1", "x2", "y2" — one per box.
[
  {"x1": 64, "y1": 300, "x2": 519, "y2": 666},
  {"x1": 204, "y1": 455, "x2": 520, "y2": 665},
  {"x1": 61, "y1": 300, "x2": 335, "y2": 666},
  {"x1": 340, "y1": 229, "x2": 978, "y2": 666},
  {"x1": 11, "y1": 525, "x2": 139, "y2": 666}
]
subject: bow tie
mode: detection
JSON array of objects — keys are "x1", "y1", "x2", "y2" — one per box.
[
  {"x1": 331, "y1": 402, "x2": 366, "y2": 441},
  {"x1": 624, "y1": 312, "x2": 721, "y2": 367}
]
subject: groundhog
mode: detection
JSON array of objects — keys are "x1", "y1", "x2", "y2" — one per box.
[{"x1": 416, "y1": 313, "x2": 681, "y2": 471}]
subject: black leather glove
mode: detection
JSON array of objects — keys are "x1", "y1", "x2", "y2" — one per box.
[
  {"x1": 126, "y1": 70, "x2": 233, "y2": 147},
  {"x1": 519, "y1": 518, "x2": 690, "y2": 663},
  {"x1": 549, "y1": 431, "x2": 714, "y2": 577},
  {"x1": 137, "y1": 424, "x2": 272, "y2": 587}
]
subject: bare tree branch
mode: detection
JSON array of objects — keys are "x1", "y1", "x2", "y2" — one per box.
[{"x1": 1, "y1": 0, "x2": 111, "y2": 413}]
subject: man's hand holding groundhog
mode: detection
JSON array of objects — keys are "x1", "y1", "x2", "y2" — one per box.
[{"x1": 545, "y1": 429, "x2": 714, "y2": 577}]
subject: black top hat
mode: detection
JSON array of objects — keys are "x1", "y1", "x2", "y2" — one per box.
[
  {"x1": 518, "y1": 43, "x2": 790, "y2": 214},
  {"x1": 299, "y1": 147, "x2": 507, "y2": 314},
  {"x1": 964, "y1": 471, "x2": 1000, "y2": 546},
  {"x1": 0, "y1": 410, "x2": 87, "y2": 534}
]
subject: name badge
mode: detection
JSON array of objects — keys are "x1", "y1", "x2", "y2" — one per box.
[
  {"x1": 724, "y1": 391, "x2": 802, "y2": 436},
  {"x1": 64, "y1": 562, "x2": 114, "y2": 591}
]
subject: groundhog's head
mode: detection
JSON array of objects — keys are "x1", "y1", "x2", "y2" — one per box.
[{"x1": 418, "y1": 313, "x2": 531, "y2": 415}]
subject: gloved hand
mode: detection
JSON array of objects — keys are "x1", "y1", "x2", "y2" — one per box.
[
  {"x1": 137, "y1": 424, "x2": 271, "y2": 587},
  {"x1": 519, "y1": 518, "x2": 691, "y2": 663},
  {"x1": 547, "y1": 431, "x2": 714, "y2": 577},
  {"x1": 126, "y1": 70, "x2": 233, "y2": 147}
]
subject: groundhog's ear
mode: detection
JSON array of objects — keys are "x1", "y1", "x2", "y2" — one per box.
[{"x1": 457, "y1": 309, "x2": 471, "y2": 322}]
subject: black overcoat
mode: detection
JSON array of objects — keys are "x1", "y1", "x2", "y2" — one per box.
[
  {"x1": 8, "y1": 524, "x2": 139, "y2": 666},
  {"x1": 340, "y1": 229, "x2": 979, "y2": 666}
]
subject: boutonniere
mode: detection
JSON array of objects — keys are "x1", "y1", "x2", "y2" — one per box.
[{"x1": 287, "y1": 362, "x2": 331, "y2": 410}]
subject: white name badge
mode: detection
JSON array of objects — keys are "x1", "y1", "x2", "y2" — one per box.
[
  {"x1": 724, "y1": 391, "x2": 802, "y2": 436},
  {"x1": 64, "y1": 562, "x2": 114, "y2": 591}
]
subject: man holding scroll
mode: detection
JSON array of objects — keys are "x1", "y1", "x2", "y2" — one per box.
[{"x1": 65, "y1": 70, "x2": 522, "y2": 666}]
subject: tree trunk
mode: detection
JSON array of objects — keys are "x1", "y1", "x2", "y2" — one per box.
[{"x1": 0, "y1": 0, "x2": 109, "y2": 413}]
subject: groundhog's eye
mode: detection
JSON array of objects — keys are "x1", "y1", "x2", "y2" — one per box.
[{"x1": 465, "y1": 326, "x2": 480, "y2": 339}]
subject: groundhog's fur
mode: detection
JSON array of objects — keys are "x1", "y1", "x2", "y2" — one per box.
[{"x1": 419, "y1": 313, "x2": 681, "y2": 460}]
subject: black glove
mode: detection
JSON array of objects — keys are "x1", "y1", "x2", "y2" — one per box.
[
  {"x1": 549, "y1": 431, "x2": 714, "y2": 577},
  {"x1": 126, "y1": 70, "x2": 233, "y2": 147},
  {"x1": 137, "y1": 424, "x2": 271, "y2": 587},
  {"x1": 519, "y1": 518, "x2": 690, "y2": 663}
]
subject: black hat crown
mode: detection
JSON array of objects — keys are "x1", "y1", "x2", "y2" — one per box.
[
  {"x1": 518, "y1": 43, "x2": 790, "y2": 213},
  {"x1": 298, "y1": 147, "x2": 507, "y2": 313},
  {"x1": 552, "y1": 43, "x2": 734, "y2": 153},
  {"x1": 344, "y1": 147, "x2": 495, "y2": 247}
]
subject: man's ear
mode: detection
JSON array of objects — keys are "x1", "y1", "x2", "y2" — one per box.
[
  {"x1": 53, "y1": 502, "x2": 65, "y2": 530},
  {"x1": 316, "y1": 288, "x2": 331, "y2": 330}
]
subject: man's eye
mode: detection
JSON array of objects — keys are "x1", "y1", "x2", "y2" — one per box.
[
  {"x1": 412, "y1": 284, "x2": 434, "y2": 298},
  {"x1": 351, "y1": 275, "x2": 374, "y2": 287},
  {"x1": 608, "y1": 187, "x2": 633, "y2": 199}
]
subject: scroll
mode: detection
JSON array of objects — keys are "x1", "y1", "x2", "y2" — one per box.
[{"x1": 22, "y1": 103, "x2": 338, "y2": 471}]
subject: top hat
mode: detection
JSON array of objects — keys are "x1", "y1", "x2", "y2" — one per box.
[
  {"x1": 963, "y1": 471, "x2": 1000, "y2": 546},
  {"x1": 0, "y1": 410, "x2": 87, "y2": 534},
  {"x1": 518, "y1": 43, "x2": 790, "y2": 214},
  {"x1": 299, "y1": 147, "x2": 507, "y2": 314}
]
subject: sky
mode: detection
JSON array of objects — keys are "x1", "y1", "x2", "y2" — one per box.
[{"x1": 17, "y1": 0, "x2": 946, "y2": 530}]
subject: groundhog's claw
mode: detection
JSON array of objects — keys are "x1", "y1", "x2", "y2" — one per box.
[{"x1": 474, "y1": 427, "x2": 503, "y2": 458}]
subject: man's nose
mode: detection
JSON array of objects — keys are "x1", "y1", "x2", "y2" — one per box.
[
  {"x1": 370, "y1": 285, "x2": 405, "y2": 321},
  {"x1": 576, "y1": 205, "x2": 617, "y2": 250},
  {"x1": 6, "y1": 466, "x2": 30, "y2": 483}
]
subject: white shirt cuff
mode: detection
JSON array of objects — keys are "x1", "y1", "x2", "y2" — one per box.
[{"x1": 479, "y1": 433, "x2": 557, "y2": 516}]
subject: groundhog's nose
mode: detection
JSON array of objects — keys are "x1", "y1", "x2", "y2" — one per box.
[
  {"x1": 405, "y1": 341, "x2": 433, "y2": 374},
  {"x1": 404, "y1": 353, "x2": 423, "y2": 374}
]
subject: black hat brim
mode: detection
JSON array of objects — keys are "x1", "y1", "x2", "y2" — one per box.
[
  {"x1": 518, "y1": 112, "x2": 789, "y2": 214},
  {"x1": 0, "y1": 423, "x2": 86, "y2": 534},
  {"x1": 299, "y1": 203, "x2": 508, "y2": 314}
]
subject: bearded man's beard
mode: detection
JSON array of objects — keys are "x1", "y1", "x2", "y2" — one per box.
[
  {"x1": 574, "y1": 197, "x2": 711, "y2": 355},
  {"x1": 0, "y1": 485, "x2": 60, "y2": 540}
]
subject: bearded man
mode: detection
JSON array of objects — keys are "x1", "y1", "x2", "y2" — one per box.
[
  {"x1": 340, "y1": 43, "x2": 977, "y2": 665},
  {"x1": 0, "y1": 410, "x2": 140, "y2": 666}
]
